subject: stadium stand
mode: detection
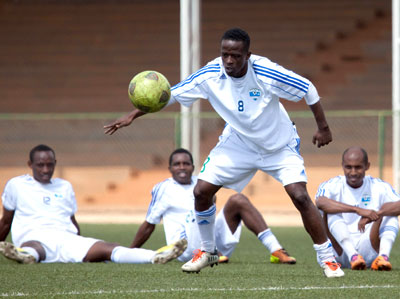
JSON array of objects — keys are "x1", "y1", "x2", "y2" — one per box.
[
  {"x1": 0, "y1": 0, "x2": 392, "y2": 113},
  {"x1": 0, "y1": 0, "x2": 393, "y2": 169}
]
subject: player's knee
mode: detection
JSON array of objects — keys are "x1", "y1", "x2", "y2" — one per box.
[
  {"x1": 193, "y1": 185, "x2": 212, "y2": 202},
  {"x1": 286, "y1": 183, "x2": 312, "y2": 209},
  {"x1": 291, "y1": 192, "x2": 312, "y2": 209},
  {"x1": 193, "y1": 185, "x2": 205, "y2": 200},
  {"x1": 89, "y1": 241, "x2": 119, "y2": 261},
  {"x1": 227, "y1": 193, "x2": 250, "y2": 209}
]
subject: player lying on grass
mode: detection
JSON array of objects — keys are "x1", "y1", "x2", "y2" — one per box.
[
  {"x1": 316, "y1": 146, "x2": 400, "y2": 271},
  {"x1": 0, "y1": 144, "x2": 186, "y2": 264},
  {"x1": 130, "y1": 148, "x2": 296, "y2": 269},
  {"x1": 104, "y1": 28, "x2": 343, "y2": 278}
]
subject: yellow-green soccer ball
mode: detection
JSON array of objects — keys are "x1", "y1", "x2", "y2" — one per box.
[{"x1": 128, "y1": 71, "x2": 171, "y2": 113}]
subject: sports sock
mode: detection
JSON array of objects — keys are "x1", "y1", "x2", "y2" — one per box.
[
  {"x1": 378, "y1": 220, "x2": 398, "y2": 257},
  {"x1": 328, "y1": 214, "x2": 357, "y2": 261},
  {"x1": 257, "y1": 228, "x2": 282, "y2": 253},
  {"x1": 110, "y1": 246, "x2": 155, "y2": 264},
  {"x1": 313, "y1": 240, "x2": 336, "y2": 267},
  {"x1": 195, "y1": 204, "x2": 216, "y2": 253},
  {"x1": 379, "y1": 238, "x2": 393, "y2": 257},
  {"x1": 21, "y1": 246, "x2": 39, "y2": 262}
]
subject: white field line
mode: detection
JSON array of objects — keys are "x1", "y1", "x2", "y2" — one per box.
[{"x1": 1, "y1": 285, "x2": 399, "y2": 297}]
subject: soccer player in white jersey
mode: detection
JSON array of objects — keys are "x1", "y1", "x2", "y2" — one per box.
[
  {"x1": 0, "y1": 144, "x2": 186, "y2": 264},
  {"x1": 104, "y1": 28, "x2": 343, "y2": 277},
  {"x1": 130, "y1": 148, "x2": 296, "y2": 266},
  {"x1": 316, "y1": 146, "x2": 400, "y2": 271}
]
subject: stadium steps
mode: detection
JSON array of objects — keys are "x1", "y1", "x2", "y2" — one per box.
[
  {"x1": 0, "y1": 0, "x2": 391, "y2": 113},
  {"x1": 0, "y1": 1, "x2": 181, "y2": 113},
  {"x1": 0, "y1": 0, "x2": 392, "y2": 168},
  {"x1": 291, "y1": 10, "x2": 391, "y2": 111}
]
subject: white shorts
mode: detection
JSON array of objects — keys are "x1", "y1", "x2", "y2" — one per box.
[
  {"x1": 215, "y1": 207, "x2": 242, "y2": 257},
  {"x1": 178, "y1": 207, "x2": 242, "y2": 262},
  {"x1": 19, "y1": 230, "x2": 100, "y2": 263},
  {"x1": 198, "y1": 127, "x2": 307, "y2": 192},
  {"x1": 334, "y1": 224, "x2": 378, "y2": 268}
]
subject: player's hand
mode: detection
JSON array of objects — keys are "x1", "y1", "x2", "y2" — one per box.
[
  {"x1": 312, "y1": 127, "x2": 332, "y2": 148},
  {"x1": 103, "y1": 113, "x2": 135, "y2": 135},
  {"x1": 356, "y1": 208, "x2": 379, "y2": 221},
  {"x1": 358, "y1": 217, "x2": 372, "y2": 232}
]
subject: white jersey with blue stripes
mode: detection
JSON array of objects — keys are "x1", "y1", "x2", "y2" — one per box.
[
  {"x1": 316, "y1": 175, "x2": 400, "y2": 234},
  {"x1": 169, "y1": 54, "x2": 320, "y2": 152},
  {"x1": 145, "y1": 176, "x2": 200, "y2": 247}
]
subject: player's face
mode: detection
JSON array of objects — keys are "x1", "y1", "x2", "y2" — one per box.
[
  {"x1": 28, "y1": 150, "x2": 56, "y2": 184},
  {"x1": 342, "y1": 150, "x2": 370, "y2": 188},
  {"x1": 169, "y1": 153, "x2": 194, "y2": 185},
  {"x1": 221, "y1": 39, "x2": 251, "y2": 78}
]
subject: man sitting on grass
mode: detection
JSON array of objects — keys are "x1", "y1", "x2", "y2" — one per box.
[
  {"x1": 316, "y1": 146, "x2": 400, "y2": 271},
  {"x1": 0, "y1": 144, "x2": 186, "y2": 264},
  {"x1": 131, "y1": 148, "x2": 296, "y2": 268}
]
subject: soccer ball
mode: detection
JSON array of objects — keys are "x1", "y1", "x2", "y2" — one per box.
[{"x1": 128, "y1": 70, "x2": 171, "y2": 113}]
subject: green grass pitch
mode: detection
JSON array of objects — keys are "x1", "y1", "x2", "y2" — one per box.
[{"x1": 1, "y1": 224, "x2": 400, "y2": 298}]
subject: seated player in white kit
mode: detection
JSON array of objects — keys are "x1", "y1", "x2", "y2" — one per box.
[
  {"x1": 104, "y1": 28, "x2": 343, "y2": 278},
  {"x1": 130, "y1": 148, "x2": 296, "y2": 266},
  {"x1": 0, "y1": 144, "x2": 186, "y2": 264},
  {"x1": 316, "y1": 146, "x2": 400, "y2": 271}
]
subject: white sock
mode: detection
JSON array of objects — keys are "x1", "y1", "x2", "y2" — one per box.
[
  {"x1": 328, "y1": 214, "x2": 357, "y2": 261},
  {"x1": 21, "y1": 246, "x2": 39, "y2": 262},
  {"x1": 313, "y1": 240, "x2": 336, "y2": 267},
  {"x1": 195, "y1": 204, "x2": 216, "y2": 253},
  {"x1": 257, "y1": 228, "x2": 282, "y2": 253},
  {"x1": 378, "y1": 217, "x2": 398, "y2": 257},
  {"x1": 379, "y1": 237, "x2": 394, "y2": 257},
  {"x1": 110, "y1": 246, "x2": 155, "y2": 264}
]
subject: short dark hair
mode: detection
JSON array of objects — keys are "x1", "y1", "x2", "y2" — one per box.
[
  {"x1": 29, "y1": 144, "x2": 55, "y2": 162},
  {"x1": 342, "y1": 146, "x2": 369, "y2": 165},
  {"x1": 169, "y1": 148, "x2": 193, "y2": 166},
  {"x1": 221, "y1": 28, "x2": 250, "y2": 52}
]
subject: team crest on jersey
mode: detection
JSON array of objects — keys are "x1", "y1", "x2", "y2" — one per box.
[
  {"x1": 43, "y1": 196, "x2": 51, "y2": 205},
  {"x1": 249, "y1": 88, "x2": 261, "y2": 101},
  {"x1": 361, "y1": 194, "x2": 371, "y2": 207}
]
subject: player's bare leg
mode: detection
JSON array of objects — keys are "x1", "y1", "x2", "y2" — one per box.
[
  {"x1": 285, "y1": 182, "x2": 344, "y2": 277},
  {"x1": 285, "y1": 183, "x2": 326, "y2": 243},
  {"x1": 223, "y1": 193, "x2": 295, "y2": 264},
  {"x1": 182, "y1": 180, "x2": 220, "y2": 273},
  {"x1": 223, "y1": 193, "x2": 266, "y2": 234},
  {"x1": 83, "y1": 241, "x2": 118, "y2": 262}
]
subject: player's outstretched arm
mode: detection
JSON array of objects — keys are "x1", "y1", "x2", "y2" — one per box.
[
  {"x1": 308, "y1": 101, "x2": 332, "y2": 148},
  {"x1": 130, "y1": 221, "x2": 155, "y2": 248},
  {"x1": 104, "y1": 109, "x2": 147, "y2": 135}
]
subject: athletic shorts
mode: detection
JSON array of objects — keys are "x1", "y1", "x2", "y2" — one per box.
[
  {"x1": 334, "y1": 224, "x2": 378, "y2": 268},
  {"x1": 178, "y1": 207, "x2": 242, "y2": 262},
  {"x1": 198, "y1": 127, "x2": 307, "y2": 192},
  {"x1": 215, "y1": 207, "x2": 242, "y2": 257},
  {"x1": 18, "y1": 230, "x2": 100, "y2": 263}
]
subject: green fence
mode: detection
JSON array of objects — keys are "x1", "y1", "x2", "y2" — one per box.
[{"x1": 0, "y1": 110, "x2": 393, "y2": 178}]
